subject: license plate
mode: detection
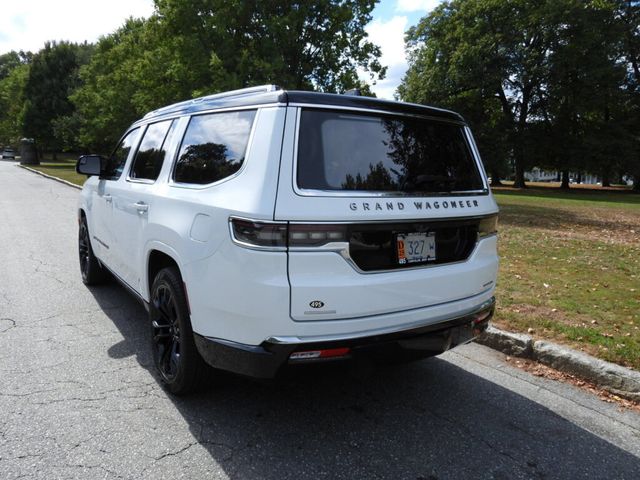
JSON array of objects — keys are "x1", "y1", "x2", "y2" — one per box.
[{"x1": 396, "y1": 232, "x2": 436, "y2": 265}]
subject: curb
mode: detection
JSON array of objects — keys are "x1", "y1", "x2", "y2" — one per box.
[
  {"x1": 477, "y1": 326, "x2": 640, "y2": 402},
  {"x1": 18, "y1": 164, "x2": 82, "y2": 190}
]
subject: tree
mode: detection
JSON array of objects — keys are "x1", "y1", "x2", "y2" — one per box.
[
  {"x1": 0, "y1": 51, "x2": 32, "y2": 80},
  {"x1": 0, "y1": 63, "x2": 30, "y2": 147},
  {"x1": 72, "y1": 17, "x2": 209, "y2": 152},
  {"x1": 400, "y1": 0, "x2": 639, "y2": 191},
  {"x1": 615, "y1": 0, "x2": 640, "y2": 191},
  {"x1": 537, "y1": 1, "x2": 631, "y2": 189},
  {"x1": 21, "y1": 41, "x2": 93, "y2": 157},
  {"x1": 400, "y1": 0, "x2": 561, "y2": 188},
  {"x1": 154, "y1": 0, "x2": 386, "y2": 92},
  {"x1": 74, "y1": 2, "x2": 386, "y2": 152}
]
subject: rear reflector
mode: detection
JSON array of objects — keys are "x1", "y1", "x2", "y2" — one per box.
[
  {"x1": 289, "y1": 347, "x2": 351, "y2": 361},
  {"x1": 472, "y1": 309, "x2": 492, "y2": 324}
]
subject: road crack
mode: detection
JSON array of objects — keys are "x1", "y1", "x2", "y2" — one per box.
[{"x1": 0, "y1": 318, "x2": 16, "y2": 333}]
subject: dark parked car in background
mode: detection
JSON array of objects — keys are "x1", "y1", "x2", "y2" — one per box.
[{"x1": 2, "y1": 147, "x2": 16, "y2": 159}]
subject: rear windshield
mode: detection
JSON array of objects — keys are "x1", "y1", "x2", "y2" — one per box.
[{"x1": 297, "y1": 109, "x2": 484, "y2": 194}]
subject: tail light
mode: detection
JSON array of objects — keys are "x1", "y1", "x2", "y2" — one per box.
[
  {"x1": 230, "y1": 219, "x2": 287, "y2": 249},
  {"x1": 288, "y1": 224, "x2": 347, "y2": 247},
  {"x1": 478, "y1": 214, "x2": 498, "y2": 238},
  {"x1": 230, "y1": 218, "x2": 348, "y2": 250},
  {"x1": 231, "y1": 215, "x2": 497, "y2": 249}
]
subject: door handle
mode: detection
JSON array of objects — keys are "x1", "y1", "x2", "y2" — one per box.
[
  {"x1": 104, "y1": 194, "x2": 112, "y2": 204},
  {"x1": 134, "y1": 201, "x2": 148, "y2": 214}
]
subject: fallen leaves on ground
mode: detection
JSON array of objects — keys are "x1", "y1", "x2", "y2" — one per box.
[{"x1": 504, "y1": 356, "x2": 640, "y2": 412}]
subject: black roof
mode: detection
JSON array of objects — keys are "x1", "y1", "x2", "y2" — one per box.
[{"x1": 137, "y1": 85, "x2": 465, "y2": 125}]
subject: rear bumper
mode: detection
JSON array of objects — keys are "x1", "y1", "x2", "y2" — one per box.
[{"x1": 194, "y1": 297, "x2": 495, "y2": 379}]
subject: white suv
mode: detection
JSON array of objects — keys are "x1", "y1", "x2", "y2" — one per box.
[{"x1": 76, "y1": 85, "x2": 498, "y2": 394}]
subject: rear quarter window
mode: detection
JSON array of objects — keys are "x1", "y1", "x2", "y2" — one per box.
[
  {"x1": 173, "y1": 110, "x2": 256, "y2": 185},
  {"x1": 297, "y1": 109, "x2": 484, "y2": 194}
]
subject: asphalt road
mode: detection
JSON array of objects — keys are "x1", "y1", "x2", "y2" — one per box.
[{"x1": 1, "y1": 160, "x2": 640, "y2": 479}]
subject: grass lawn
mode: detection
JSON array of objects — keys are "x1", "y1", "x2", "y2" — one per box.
[
  {"x1": 493, "y1": 184, "x2": 640, "y2": 369},
  {"x1": 26, "y1": 154, "x2": 86, "y2": 187}
]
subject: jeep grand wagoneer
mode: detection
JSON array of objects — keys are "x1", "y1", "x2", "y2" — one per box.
[{"x1": 76, "y1": 85, "x2": 498, "y2": 394}]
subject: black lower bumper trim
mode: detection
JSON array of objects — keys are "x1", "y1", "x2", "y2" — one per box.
[{"x1": 194, "y1": 297, "x2": 494, "y2": 379}]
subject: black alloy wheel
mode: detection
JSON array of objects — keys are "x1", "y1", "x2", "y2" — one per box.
[
  {"x1": 151, "y1": 283, "x2": 181, "y2": 382},
  {"x1": 78, "y1": 217, "x2": 106, "y2": 285},
  {"x1": 149, "y1": 267, "x2": 209, "y2": 394}
]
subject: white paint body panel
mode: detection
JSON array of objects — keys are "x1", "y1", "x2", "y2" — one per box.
[{"x1": 78, "y1": 103, "x2": 499, "y2": 347}]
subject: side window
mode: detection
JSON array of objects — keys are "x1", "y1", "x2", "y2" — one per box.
[
  {"x1": 103, "y1": 128, "x2": 140, "y2": 181},
  {"x1": 173, "y1": 110, "x2": 256, "y2": 185},
  {"x1": 129, "y1": 120, "x2": 174, "y2": 182}
]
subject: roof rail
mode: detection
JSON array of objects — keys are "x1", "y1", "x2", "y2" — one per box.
[
  {"x1": 143, "y1": 84, "x2": 281, "y2": 119},
  {"x1": 193, "y1": 84, "x2": 281, "y2": 104}
]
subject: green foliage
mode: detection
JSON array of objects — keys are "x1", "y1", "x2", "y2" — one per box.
[
  {"x1": 20, "y1": 41, "x2": 93, "y2": 153},
  {"x1": 0, "y1": 51, "x2": 32, "y2": 80},
  {"x1": 154, "y1": 0, "x2": 385, "y2": 92},
  {"x1": 71, "y1": 1, "x2": 385, "y2": 152},
  {"x1": 399, "y1": 0, "x2": 555, "y2": 186},
  {"x1": 0, "y1": 63, "x2": 30, "y2": 147},
  {"x1": 71, "y1": 17, "x2": 199, "y2": 152},
  {"x1": 399, "y1": 0, "x2": 640, "y2": 190}
]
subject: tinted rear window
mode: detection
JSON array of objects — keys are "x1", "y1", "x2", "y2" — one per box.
[{"x1": 297, "y1": 110, "x2": 484, "y2": 194}]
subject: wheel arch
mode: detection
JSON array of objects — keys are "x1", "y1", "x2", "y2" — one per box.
[{"x1": 145, "y1": 243, "x2": 183, "y2": 302}]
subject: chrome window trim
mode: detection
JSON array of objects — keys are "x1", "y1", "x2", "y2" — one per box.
[
  {"x1": 291, "y1": 106, "x2": 489, "y2": 198},
  {"x1": 126, "y1": 178, "x2": 155, "y2": 185}
]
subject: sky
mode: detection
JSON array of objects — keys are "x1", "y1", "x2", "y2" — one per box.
[{"x1": 0, "y1": 0, "x2": 442, "y2": 99}]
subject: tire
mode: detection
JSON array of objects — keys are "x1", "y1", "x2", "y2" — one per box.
[
  {"x1": 149, "y1": 266, "x2": 209, "y2": 395},
  {"x1": 78, "y1": 217, "x2": 107, "y2": 285}
]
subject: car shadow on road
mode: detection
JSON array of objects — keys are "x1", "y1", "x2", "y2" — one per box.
[{"x1": 88, "y1": 282, "x2": 640, "y2": 479}]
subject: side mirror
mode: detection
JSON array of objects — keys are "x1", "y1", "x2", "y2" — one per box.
[{"x1": 76, "y1": 155, "x2": 105, "y2": 176}]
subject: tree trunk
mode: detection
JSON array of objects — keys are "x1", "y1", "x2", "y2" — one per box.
[
  {"x1": 512, "y1": 86, "x2": 532, "y2": 190},
  {"x1": 601, "y1": 167, "x2": 611, "y2": 187},
  {"x1": 513, "y1": 158, "x2": 527, "y2": 188},
  {"x1": 491, "y1": 171, "x2": 503, "y2": 187},
  {"x1": 560, "y1": 170, "x2": 570, "y2": 190},
  {"x1": 52, "y1": 151, "x2": 57, "y2": 161}
]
